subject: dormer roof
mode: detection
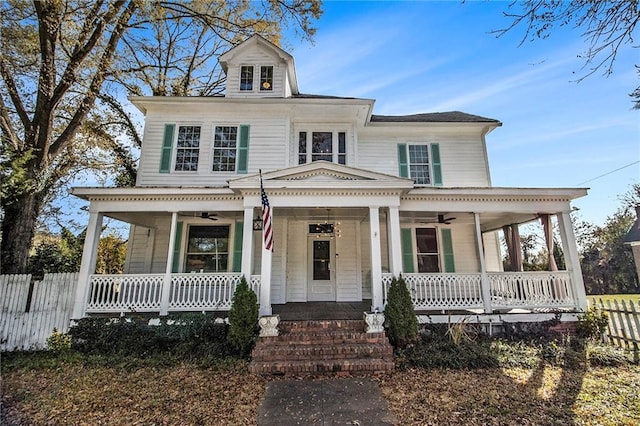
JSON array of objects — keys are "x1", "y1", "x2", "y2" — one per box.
[{"x1": 219, "y1": 34, "x2": 299, "y2": 95}]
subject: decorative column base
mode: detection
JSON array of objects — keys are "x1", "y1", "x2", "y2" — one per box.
[
  {"x1": 258, "y1": 314, "x2": 280, "y2": 337},
  {"x1": 363, "y1": 311, "x2": 385, "y2": 334}
]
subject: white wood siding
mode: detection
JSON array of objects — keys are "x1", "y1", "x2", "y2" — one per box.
[
  {"x1": 335, "y1": 220, "x2": 361, "y2": 302},
  {"x1": 356, "y1": 126, "x2": 491, "y2": 186},
  {"x1": 449, "y1": 224, "x2": 480, "y2": 272},
  {"x1": 483, "y1": 231, "x2": 503, "y2": 272},
  {"x1": 286, "y1": 220, "x2": 307, "y2": 302},
  {"x1": 360, "y1": 217, "x2": 372, "y2": 299},
  {"x1": 269, "y1": 216, "x2": 286, "y2": 304},
  {"x1": 137, "y1": 111, "x2": 288, "y2": 187},
  {"x1": 124, "y1": 225, "x2": 153, "y2": 273},
  {"x1": 224, "y1": 50, "x2": 287, "y2": 99}
]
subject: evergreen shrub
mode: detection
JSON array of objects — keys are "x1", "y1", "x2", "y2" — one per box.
[
  {"x1": 384, "y1": 275, "x2": 418, "y2": 348},
  {"x1": 227, "y1": 276, "x2": 258, "y2": 357}
]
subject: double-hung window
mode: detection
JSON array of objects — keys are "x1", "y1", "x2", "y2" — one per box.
[
  {"x1": 298, "y1": 130, "x2": 347, "y2": 165},
  {"x1": 401, "y1": 227, "x2": 455, "y2": 273},
  {"x1": 397, "y1": 143, "x2": 442, "y2": 186},
  {"x1": 212, "y1": 125, "x2": 250, "y2": 173},
  {"x1": 175, "y1": 126, "x2": 201, "y2": 171},
  {"x1": 185, "y1": 226, "x2": 229, "y2": 272},
  {"x1": 240, "y1": 66, "x2": 253, "y2": 91},
  {"x1": 213, "y1": 126, "x2": 238, "y2": 172},
  {"x1": 260, "y1": 66, "x2": 273, "y2": 90}
]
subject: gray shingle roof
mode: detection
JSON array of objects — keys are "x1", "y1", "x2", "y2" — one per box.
[
  {"x1": 623, "y1": 206, "x2": 640, "y2": 244},
  {"x1": 370, "y1": 111, "x2": 500, "y2": 123}
]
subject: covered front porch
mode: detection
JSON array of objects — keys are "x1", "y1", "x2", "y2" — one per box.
[{"x1": 71, "y1": 164, "x2": 588, "y2": 320}]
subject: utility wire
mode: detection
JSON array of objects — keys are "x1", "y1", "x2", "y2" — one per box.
[{"x1": 576, "y1": 160, "x2": 640, "y2": 186}]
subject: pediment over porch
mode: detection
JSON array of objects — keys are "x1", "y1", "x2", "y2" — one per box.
[{"x1": 229, "y1": 161, "x2": 414, "y2": 191}]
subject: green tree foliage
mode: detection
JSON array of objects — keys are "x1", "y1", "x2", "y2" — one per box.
[
  {"x1": 495, "y1": 1, "x2": 640, "y2": 108},
  {"x1": 0, "y1": 0, "x2": 322, "y2": 273},
  {"x1": 384, "y1": 276, "x2": 418, "y2": 348},
  {"x1": 27, "y1": 227, "x2": 127, "y2": 278},
  {"x1": 579, "y1": 208, "x2": 638, "y2": 294},
  {"x1": 227, "y1": 276, "x2": 258, "y2": 357}
]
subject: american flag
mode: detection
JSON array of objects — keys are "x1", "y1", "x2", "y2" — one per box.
[{"x1": 260, "y1": 173, "x2": 273, "y2": 251}]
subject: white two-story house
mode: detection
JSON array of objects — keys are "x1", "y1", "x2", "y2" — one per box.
[{"x1": 71, "y1": 35, "x2": 588, "y2": 322}]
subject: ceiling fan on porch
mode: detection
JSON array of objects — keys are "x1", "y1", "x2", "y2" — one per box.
[
  {"x1": 419, "y1": 214, "x2": 456, "y2": 225},
  {"x1": 200, "y1": 212, "x2": 218, "y2": 221},
  {"x1": 178, "y1": 212, "x2": 220, "y2": 221}
]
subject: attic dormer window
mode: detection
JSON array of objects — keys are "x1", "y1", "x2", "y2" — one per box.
[
  {"x1": 260, "y1": 66, "x2": 273, "y2": 91},
  {"x1": 240, "y1": 66, "x2": 253, "y2": 91}
]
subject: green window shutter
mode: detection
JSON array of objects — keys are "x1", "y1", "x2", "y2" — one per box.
[
  {"x1": 441, "y1": 228, "x2": 455, "y2": 272},
  {"x1": 431, "y1": 143, "x2": 442, "y2": 186},
  {"x1": 171, "y1": 221, "x2": 183, "y2": 273},
  {"x1": 400, "y1": 228, "x2": 414, "y2": 273},
  {"x1": 237, "y1": 125, "x2": 250, "y2": 174},
  {"x1": 232, "y1": 221, "x2": 243, "y2": 272},
  {"x1": 160, "y1": 124, "x2": 175, "y2": 173},
  {"x1": 397, "y1": 143, "x2": 408, "y2": 178}
]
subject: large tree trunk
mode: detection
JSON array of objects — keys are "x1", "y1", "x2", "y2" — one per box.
[{"x1": 1, "y1": 191, "x2": 45, "y2": 274}]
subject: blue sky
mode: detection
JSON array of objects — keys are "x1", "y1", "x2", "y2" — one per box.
[{"x1": 285, "y1": 1, "x2": 639, "y2": 226}]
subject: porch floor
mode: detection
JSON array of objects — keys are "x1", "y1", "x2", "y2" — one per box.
[{"x1": 272, "y1": 301, "x2": 372, "y2": 321}]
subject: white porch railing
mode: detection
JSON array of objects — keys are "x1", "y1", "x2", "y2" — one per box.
[
  {"x1": 383, "y1": 273, "x2": 484, "y2": 310},
  {"x1": 488, "y1": 271, "x2": 574, "y2": 309},
  {"x1": 383, "y1": 271, "x2": 578, "y2": 312},
  {"x1": 86, "y1": 274, "x2": 164, "y2": 313},
  {"x1": 85, "y1": 273, "x2": 261, "y2": 314},
  {"x1": 169, "y1": 273, "x2": 260, "y2": 311}
]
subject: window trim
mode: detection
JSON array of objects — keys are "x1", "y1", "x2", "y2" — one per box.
[
  {"x1": 296, "y1": 128, "x2": 349, "y2": 165},
  {"x1": 398, "y1": 143, "x2": 442, "y2": 186},
  {"x1": 260, "y1": 65, "x2": 274, "y2": 91},
  {"x1": 212, "y1": 124, "x2": 240, "y2": 172},
  {"x1": 183, "y1": 224, "x2": 231, "y2": 273},
  {"x1": 173, "y1": 124, "x2": 202, "y2": 173},
  {"x1": 240, "y1": 65, "x2": 254, "y2": 91}
]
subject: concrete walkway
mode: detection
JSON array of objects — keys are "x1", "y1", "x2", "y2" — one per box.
[{"x1": 257, "y1": 377, "x2": 396, "y2": 425}]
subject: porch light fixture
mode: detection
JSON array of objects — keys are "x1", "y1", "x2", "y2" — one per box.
[{"x1": 253, "y1": 218, "x2": 263, "y2": 230}]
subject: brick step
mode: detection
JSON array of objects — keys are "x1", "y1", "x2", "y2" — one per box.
[
  {"x1": 248, "y1": 358, "x2": 395, "y2": 375},
  {"x1": 251, "y1": 342, "x2": 394, "y2": 362},
  {"x1": 258, "y1": 331, "x2": 388, "y2": 345},
  {"x1": 278, "y1": 319, "x2": 365, "y2": 334}
]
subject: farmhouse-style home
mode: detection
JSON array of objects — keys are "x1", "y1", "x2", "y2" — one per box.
[{"x1": 71, "y1": 35, "x2": 588, "y2": 326}]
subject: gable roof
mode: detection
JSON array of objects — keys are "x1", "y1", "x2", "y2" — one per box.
[
  {"x1": 219, "y1": 34, "x2": 299, "y2": 94},
  {"x1": 228, "y1": 161, "x2": 414, "y2": 191},
  {"x1": 370, "y1": 111, "x2": 500, "y2": 124}
]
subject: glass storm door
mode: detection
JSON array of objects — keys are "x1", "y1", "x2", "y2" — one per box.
[{"x1": 307, "y1": 238, "x2": 336, "y2": 301}]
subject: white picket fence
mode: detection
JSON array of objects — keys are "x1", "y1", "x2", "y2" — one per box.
[
  {"x1": 590, "y1": 298, "x2": 640, "y2": 363},
  {"x1": 0, "y1": 273, "x2": 78, "y2": 352}
]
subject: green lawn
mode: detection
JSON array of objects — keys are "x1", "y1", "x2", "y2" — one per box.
[{"x1": 587, "y1": 294, "x2": 640, "y2": 305}]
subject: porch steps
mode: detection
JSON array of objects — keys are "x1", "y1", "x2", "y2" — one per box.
[{"x1": 249, "y1": 319, "x2": 395, "y2": 375}]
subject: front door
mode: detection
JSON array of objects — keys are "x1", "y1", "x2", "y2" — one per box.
[{"x1": 307, "y1": 237, "x2": 336, "y2": 301}]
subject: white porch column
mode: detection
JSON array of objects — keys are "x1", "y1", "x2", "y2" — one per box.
[
  {"x1": 369, "y1": 206, "x2": 383, "y2": 311},
  {"x1": 72, "y1": 211, "x2": 103, "y2": 319},
  {"x1": 241, "y1": 207, "x2": 255, "y2": 279},
  {"x1": 474, "y1": 213, "x2": 492, "y2": 314},
  {"x1": 259, "y1": 227, "x2": 273, "y2": 316},
  {"x1": 387, "y1": 206, "x2": 403, "y2": 277},
  {"x1": 558, "y1": 212, "x2": 588, "y2": 310},
  {"x1": 160, "y1": 212, "x2": 178, "y2": 316}
]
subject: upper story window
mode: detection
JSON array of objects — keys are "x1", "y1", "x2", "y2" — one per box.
[
  {"x1": 397, "y1": 143, "x2": 442, "y2": 186},
  {"x1": 298, "y1": 130, "x2": 347, "y2": 165},
  {"x1": 213, "y1": 126, "x2": 238, "y2": 172},
  {"x1": 260, "y1": 66, "x2": 273, "y2": 91},
  {"x1": 175, "y1": 125, "x2": 201, "y2": 172},
  {"x1": 212, "y1": 124, "x2": 250, "y2": 173},
  {"x1": 240, "y1": 66, "x2": 253, "y2": 91},
  {"x1": 408, "y1": 145, "x2": 430, "y2": 185}
]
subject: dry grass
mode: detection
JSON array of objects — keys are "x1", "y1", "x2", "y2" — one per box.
[{"x1": 2, "y1": 356, "x2": 639, "y2": 425}]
